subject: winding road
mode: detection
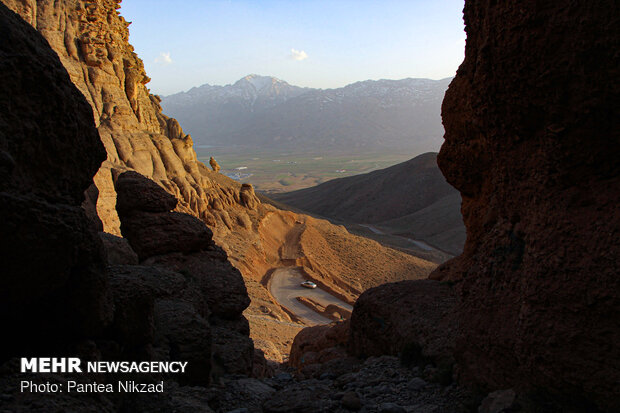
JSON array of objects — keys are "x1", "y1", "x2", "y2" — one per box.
[{"x1": 269, "y1": 267, "x2": 353, "y2": 325}]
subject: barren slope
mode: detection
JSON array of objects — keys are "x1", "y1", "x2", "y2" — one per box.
[{"x1": 272, "y1": 152, "x2": 465, "y2": 255}]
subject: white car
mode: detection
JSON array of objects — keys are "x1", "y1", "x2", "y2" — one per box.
[{"x1": 300, "y1": 280, "x2": 317, "y2": 289}]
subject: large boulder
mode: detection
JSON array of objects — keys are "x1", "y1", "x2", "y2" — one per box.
[
  {"x1": 120, "y1": 211, "x2": 213, "y2": 260},
  {"x1": 115, "y1": 171, "x2": 178, "y2": 214},
  {"x1": 435, "y1": 0, "x2": 620, "y2": 410},
  {"x1": 0, "y1": 3, "x2": 110, "y2": 357},
  {"x1": 144, "y1": 249, "x2": 250, "y2": 319},
  {"x1": 115, "y1": 171, "x2": 213, "y2": 260},
  {"x1": 289, "y1": 321, "x2": 350, "y2": 370},
  {"x1": 348, "y1": 280, "x2": 457, "y2": 367}
]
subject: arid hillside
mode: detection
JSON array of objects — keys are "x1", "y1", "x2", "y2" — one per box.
[
  {"x1": 0, "y1": 0, "x2": 438, "y2": 362},
  {"x1": 272, "y1": 152, "x2": 465, "y2": 256}
]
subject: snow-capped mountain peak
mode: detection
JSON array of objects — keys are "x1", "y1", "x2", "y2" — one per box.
[{"x1": 234, "y1": 74, "x2": 286, "y2": 92}]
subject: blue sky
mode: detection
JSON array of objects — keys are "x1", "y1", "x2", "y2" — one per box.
[{"x1": 121, "y1": 0, "x2": 465, "y2": 95}]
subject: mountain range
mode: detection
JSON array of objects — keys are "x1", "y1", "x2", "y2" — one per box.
[{"x1": 161, "y1": 75, "x2": 451, "y2": 153}]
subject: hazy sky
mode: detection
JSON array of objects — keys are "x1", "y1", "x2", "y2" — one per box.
[{"x1": 121, "y1": 0, "x2": 465, "y2": 96}]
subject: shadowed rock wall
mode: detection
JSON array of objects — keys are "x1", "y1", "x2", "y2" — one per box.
[
  {"x1": 434, "y1": 1, "x2": 620, "y2": 410},
  {"x1": 344, "y1": 1, "x2": 619, "y2": 411},
  {"x1": 0, "y1": 4, "x2": 258, "y2": 400},
  {"x1": 0, "y1": 2, "x2": 110, "y2": 357}
]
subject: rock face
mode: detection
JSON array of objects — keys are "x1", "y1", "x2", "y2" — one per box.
[
  {"x1": 0, "y1": 0, "x2": 260, "y2": 238},
  {"x1": 107, "y1": 264, "x2": 213, "y2": 384},
  {"x1": 0, "y1": 3, "x2": 110, "y2": 356},
  {"x1": 0, "y1": 2, "x2": 256, "y2": 394},
  {"x1": 99, "y1": 232, "x2": 139, "y2": 265},
  {"x1": 289, "y1": 321, "x2": 350, "y2": 370},
  {"x1": 209, "y1": 157, "x2": 220, "y2": 172},
  {"x1": 433, "y1": 1, "x2": 620, "y2": 410},
  {"x1": 113, "y1": 171, "x2": 254, "y2": 377},
  {"x1": 348, "y1": 280, "x2": 457, "y2": 370}
]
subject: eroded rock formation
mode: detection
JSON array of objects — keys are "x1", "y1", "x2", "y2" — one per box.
[
  {"x1": 342, "y1": 1, "x2": 619, "y2": 411},
  {"x1": 1, "y1": 0, "x2": 260, "y2": 238},
  {"x1": 0, "y1": 6, "x2": 258, "y2": 409},
  {"x1": 435, "y1": 1, "x2": 620, "y2": 410},
  {"x1": 113, "y1": 171, "x2": 254, "y2": 377},
  {"x1": 209, "y1": 157, "x2": 221, "y2": 173}
]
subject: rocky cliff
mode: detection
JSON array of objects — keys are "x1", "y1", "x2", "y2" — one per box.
[
  {"x1": 0, "y1": 2, "x2": 110, "y2": 357},
  {"x1": 0, "y1": 6, "x2": 263, "y2": 409},
  {"x1": 2, "y1": 0, "x2": 259, "y2": 237},
  {"x1": 342, "y1": 1, "x2": 620, "y2": 411},
  {"x1": 437, "y1": 1, "x2": 619, "y2": 410}
]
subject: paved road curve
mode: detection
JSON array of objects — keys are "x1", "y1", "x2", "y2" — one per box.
[{"x1": 269, "y1": 267, "x2": 353, "y2": 325}]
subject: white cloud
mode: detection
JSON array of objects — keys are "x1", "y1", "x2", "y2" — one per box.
[
  {"x1": 155, "y1": 52, "x2": 172, "y2": 65},
  {"x1": 290, "y1": 48, "x2": 308, "y2": 61}
]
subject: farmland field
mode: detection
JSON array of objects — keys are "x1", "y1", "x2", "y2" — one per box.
[{"x1": 196, "y1": 147, "x2": 413, "y2": 194}]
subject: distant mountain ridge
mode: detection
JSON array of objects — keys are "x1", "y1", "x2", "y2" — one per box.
[
  {"x1": 166, "y1": 74, "x2": 308, "y2": 111},
  {"x1": 161, "y1": 75, "x2": 451, "y2": 153}
]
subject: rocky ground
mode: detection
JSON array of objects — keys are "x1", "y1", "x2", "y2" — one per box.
[
  {"x1": 189, "y1": 356, "x2": 476, "y2": 413},
  {"x1": 0, "y1": 355, "x2": 500, "y2": 413}
]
